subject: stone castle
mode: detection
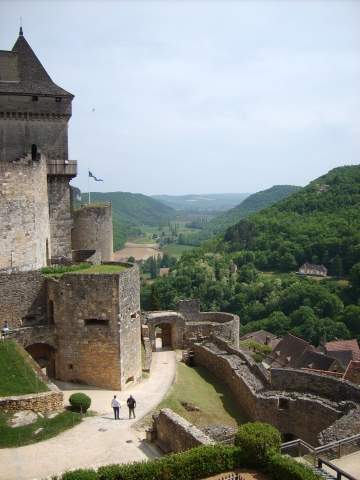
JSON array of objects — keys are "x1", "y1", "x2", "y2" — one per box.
[
  {"x1": 0, "y1": 28, "x2": 141, "y2": 389},
  {"x1": 1, "y1": 29, "x2": 360, "y2": 449},
  {"x1": 0, "y1": 29, "x2": 239, "y2": 391}
]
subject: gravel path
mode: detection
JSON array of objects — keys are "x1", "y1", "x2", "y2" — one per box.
[{"x1": 0, "y1": 349, "x2": 176, "y2": 480}]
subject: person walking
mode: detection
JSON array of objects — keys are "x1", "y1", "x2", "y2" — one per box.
[
  {"x1": 127, "y1": 394, "x2": 136, "y2": 419},
  {"x1": 111, "y1": 395, "x2": 120, "y2": 420}
]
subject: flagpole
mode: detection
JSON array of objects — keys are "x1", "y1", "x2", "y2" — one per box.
[{"x1": 88, "y1": 171, "x2": 90, "y2": 205}]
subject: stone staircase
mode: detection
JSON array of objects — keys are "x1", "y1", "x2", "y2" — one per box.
[{"x1": 311, "y1": 466, "x2": 337, "y2": 479}]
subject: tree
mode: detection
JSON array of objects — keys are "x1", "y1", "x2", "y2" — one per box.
[
  {"x1": 149, "y1": 285, "x2": 160, "y2": 310},
  {"x1": 350, "y1": 263, "x2": 360, "y2": 290}
]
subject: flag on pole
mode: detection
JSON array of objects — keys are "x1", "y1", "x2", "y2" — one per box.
[{"x1": 88, "y1": 170, "x2": 103, "y2": 182}]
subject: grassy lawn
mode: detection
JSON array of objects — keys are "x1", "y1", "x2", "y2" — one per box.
[
  {"x1": 0, "y1": 341, "x2": 49, "y2": 397},
  {"x1": 162, "y1": 244, "x2": 198, "y2": 258},
  {"x1": 43, "y1": 263, "x2": 128, "y2": 277},
  {"x1": 149, "y1": 362, "x2": 247, "y2": 429},
  {"x1": 71, "y1": 264, "x2": 128, "y2": 274},
  {"x1": 0, "y1": 410, "x2": 84, "y2": 448}
]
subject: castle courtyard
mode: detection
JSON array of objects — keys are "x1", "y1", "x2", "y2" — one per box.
[{"x1": 0, "y1": 349, "x2": 175, "y2": 480}]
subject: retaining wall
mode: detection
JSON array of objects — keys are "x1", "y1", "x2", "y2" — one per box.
[{"x1": 153, "y1": 408, "x2": 215, "y2": 453}]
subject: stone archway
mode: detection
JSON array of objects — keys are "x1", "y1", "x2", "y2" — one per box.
[
  {"x1": 144, "y1": 312, "x2": 186, "y2": 352},
  {"x1": 155, "y1": 323, "x2": 173, "y2": 349},
  {"x1": 26, "y1": 343, "x2": 56, "y2": 378}
]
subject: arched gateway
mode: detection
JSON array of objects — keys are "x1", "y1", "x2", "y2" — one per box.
[{"x1": 144, "y1": 312, "x2": 186, "y2": 351}]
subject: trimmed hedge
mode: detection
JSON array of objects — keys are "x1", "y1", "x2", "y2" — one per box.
[
  {"x1": 57, "y1": 422, "x2": 321, "y2": 480},
  {"x1": 59, "y1": 445, "x2": 241, "y2": 480},
  {"x1": 266, "y1": 453, "x2": 320, "y2": 480},
  {"x1": 69, "y1": 393, "x2": 91, "y2": 413},
  {"x1": 235, "y1": 422, "x2": 281, "y2": 465}
]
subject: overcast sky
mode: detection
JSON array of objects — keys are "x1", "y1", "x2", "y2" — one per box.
[{"x1": 1, "y1": 0, "x2": 359, "y2": 195}]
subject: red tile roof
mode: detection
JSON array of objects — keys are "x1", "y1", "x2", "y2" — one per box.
[{"x1": 325, "y1": 339, "x2": 360, "y2": 361}]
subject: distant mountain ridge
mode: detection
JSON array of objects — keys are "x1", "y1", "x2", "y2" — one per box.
[
  {"x1": 79, "y1": 191, "x2": 174, "y2": 250},
  {"x1": 152, "y1": 193, "x2": 250, "y2": 212}
]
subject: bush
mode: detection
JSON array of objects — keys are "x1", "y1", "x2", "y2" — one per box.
[
  {"x1": 234, "y1": 422, "x2": 281, "y2": 465},
  {"x1": 61, "y1": 469, "x2": 97, "y2": 480},
  {"x1": 69, "y1": 393, "x2": 91, "y2": 413},
  {"x1": 60, "y1": 445, "x2": 241, "y2": 480},
  {"x1": 266, "y1": 453, "x2": 321, "y2": 480}
]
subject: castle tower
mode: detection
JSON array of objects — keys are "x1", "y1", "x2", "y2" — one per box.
[{"x1": 0, "y1": 28, "x2": 77, "y2": 265}]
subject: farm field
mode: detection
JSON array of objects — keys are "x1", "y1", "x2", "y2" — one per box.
[{"x1": 114, "y1": 242, "x2": 162, "y2": 262}]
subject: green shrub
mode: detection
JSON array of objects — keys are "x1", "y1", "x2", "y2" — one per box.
[
  {"x1": 234, "y1": 422, "x2": 281, "y2": 465},
  {"x1": 96, "y1": 445, "x2": 240, "y2": 480},
  {"x1": 266, "y1": 453, "x2": 321, "y2": 480},
  {"x1": 69, "y1": 393, "x2": 91, "y2": 413},
  {"x1": 41, "y1": 263, "x2": 90, "y2": 275},
  {"x1": 61, "y1": 469, "x2": 97, "y2": 480}
]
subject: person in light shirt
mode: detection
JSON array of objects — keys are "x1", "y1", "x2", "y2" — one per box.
[{"x1": 111, "y1": 395, "x2": 120, "y2": 420}]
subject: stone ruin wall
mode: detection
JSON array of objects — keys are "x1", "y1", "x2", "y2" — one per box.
[
  {"x1": 0, "y1": 271, "x2": 47, "y2": 328},
  {"x1": 185, "y1": 312, "x2": 240, "y2": 348},
  {"x1": 118, "y1": 263, "x2": 142, "y2": 386},
  {"x1": 0, "y1": 156, "x2": 50, "y2": 271},
  {"x1": 271, "y1": 368, "x2": 360, "y2": 403},
  {"x1": 72, "y1": 204, "x2": 114, "y2": 264},
  {"x1": 193, "y1": 340, "x2": 357, "y2": 446},
  {"x1": 152, "y1": 408, "x2": 215, "y2": 453}
]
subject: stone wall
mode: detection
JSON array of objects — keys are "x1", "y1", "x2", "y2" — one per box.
[
  {"x1": 118, "y1": 264, "x2": 142, "y2": 386},
  {"x1": 144, "y1": 307, "x2": 239, "y2": 351},
  {"x1": 271, "y1": 368, "x2": 360, "y2": 403},
  {"x1": 185, "y1": 313, "x2": 240, "y2": 348},
  {"x1": 193, "y1": 341, "x2": 353, "y2": 445},
  {"x1": 0, "y1": 156, "x2": 50, "y2": 271},
  {"x1": 48, "y1": 272, "x2": 121, "y2": 389},
  {"x1": 72, "y1": 204, "x2": 113, "y2": 264},
  {"x1": 0, "y1": 390, "x2": 63, "y2": 413},
  {"x1": 0, "y1": 94, "x2": 71, "y2": 162},
  {"x1": 0, "y1": 271, "x2": 47, "y2": 328},
  {"x1": 48, "y1": 176, "x2": 73, "y2": 259},
  {"x1": 48, "y1": 263, "x2": 141, "y2": 390},
  {"x1": 153, "y1": 408, "x2": 215, "y2": 453}
]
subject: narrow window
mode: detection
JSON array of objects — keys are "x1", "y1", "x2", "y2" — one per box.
[
  {"x1": 84, "y1": 319, "x2": 109, "y2": 326},
  {"x1": 68, "y1": 364, "x2": 73, "y2": 370},
  {"x1": 278, "y1": 398, "x2": 290, "y2": 410},
  {"x1": 55, "y1": 97, "x2": 62, "y2": 103},
  {"x1": 32, "y1": 95, "x2": 38, "y2": 101},
  {"x1": 31, "y1": 144, "x2": 38, "y2": 161}
]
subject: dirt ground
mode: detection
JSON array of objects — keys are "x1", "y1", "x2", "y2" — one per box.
[{"x1": 114, "y1": 242, "x2": 163, "y2": 261}]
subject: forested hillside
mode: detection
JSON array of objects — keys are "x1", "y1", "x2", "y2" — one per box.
[
  {"x1": 80, "y1": 192, "x2": 174, "y2": 249},
  {"x1": 145, "y1": 165, "x2": 360, "y2": 345},
  {"x1": 224, "y1": 166, "x2": 360, "y2": 275},
  {"x1": 201, "y1": 185, "x2": 301, "y2": 237}
]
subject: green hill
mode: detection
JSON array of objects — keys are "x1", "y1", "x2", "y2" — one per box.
[
  {"x1": 224, "y1": 165, "x2": 360, "y2": 274},
  {"x1": 147, "y1": 165, "x2": 360, "y2": 345},
  {"x1": 203, "y1": 185, "x2": 301, "y2": 237},
  {"x1": 80, "y1": 192, "x2": 175, "y2": 250}
]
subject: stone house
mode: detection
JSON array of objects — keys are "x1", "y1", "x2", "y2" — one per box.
[{"x1": 298, "y1": 263, "x2": 327, "y2": 277}]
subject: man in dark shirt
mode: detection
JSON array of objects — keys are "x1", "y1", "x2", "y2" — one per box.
[{"x1": 127, "y1": 395, "x2": 136, "y2": 419}]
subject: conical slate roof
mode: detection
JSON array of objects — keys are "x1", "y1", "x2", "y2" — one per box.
[{"x1": 0, "y1": 29, "x2": 73, "y2": 97}]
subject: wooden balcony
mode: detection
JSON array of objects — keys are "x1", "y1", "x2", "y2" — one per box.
[{"x1": 47, "y1": 160, "x2": 77, "y2": 177}]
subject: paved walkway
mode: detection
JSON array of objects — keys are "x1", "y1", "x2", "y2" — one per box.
[
  {"x1": 329, "y1": 451, "x2": 360, "y2": 479},
  {"x1": 0, "y1": 349, "x2": 176, "y2": 480}
]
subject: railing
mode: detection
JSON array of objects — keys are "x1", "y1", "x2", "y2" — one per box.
[
  {"x1": 281, "y1": 434, "x2": 360, "y2": 479},
  {"x1": 203, "y1": 474, "x2": 245, "y2": 480},
  {"x1": 47, "y1": 159, "x2": 77, "y2": 176},
  {"x1": 317, "y1": 458, "x2": 358, "y2": 480}
]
